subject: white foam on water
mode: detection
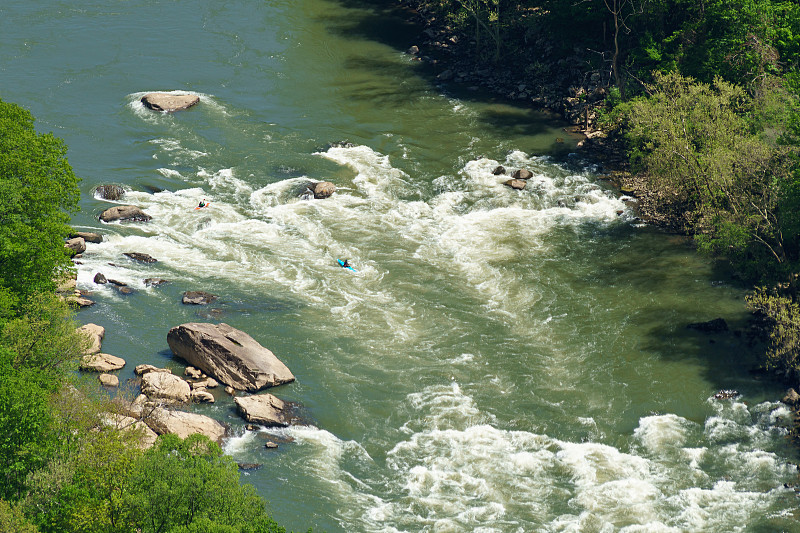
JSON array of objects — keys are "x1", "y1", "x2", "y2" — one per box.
[
  {"x1": 292, "y1": 383, "x2": 797, "y2": 533},
  {"x1": 223, "y1": 429, "x2": 259, "y2": 455},
  {"x1": 78, "y1": 143, "x2": 631, "y2": 341},
  {"x1": 319, "y1": 145, "x2": 416, "y2": 203},
  {"x1": 634, "y1": 414, "x2": 691, "y2": 456}
]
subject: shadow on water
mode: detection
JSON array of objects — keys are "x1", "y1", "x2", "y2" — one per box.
[
  {"x1": 320, "y1": 0, "x2": 422, "y2": 51},
  {"x1": 325, "y1": 0, "x2": 578, "y2": 157},
  {"x1": 557, "y1": 222, "x2": 775, "y2": 396}
]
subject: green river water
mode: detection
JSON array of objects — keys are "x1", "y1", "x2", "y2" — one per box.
[{"x1": 2, "y1": 0, "x2": 800, "y2": 531}]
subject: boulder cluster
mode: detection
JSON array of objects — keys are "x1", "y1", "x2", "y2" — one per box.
[{"x1": 78, "y1": 321, "x2": 298, "y2": 449}]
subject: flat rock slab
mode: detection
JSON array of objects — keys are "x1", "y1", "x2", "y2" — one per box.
[
  {"x1": 71, "y1": 231, "x2": 103, "y2": 243},
  {"x1": 167, "y1": 322, "x2": 294, "y2": 392},
  {"x1": 81, "y1": 352, "x2": 126, "y2": 372},
  {"x1": 234, "y1": 393, "x2": 291, "y2": 427},
  {"x1": 146, "y1": 407, "x2": 226, "y2": 443},
  {"x1": 142, "y1": 93, "x2": 200, "y2": 112}
]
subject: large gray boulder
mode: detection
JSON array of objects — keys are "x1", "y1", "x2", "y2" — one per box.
[
  {"x1": 141, "y1": 93, "x2": 200, "y2": 112},
  {"x1": 99, "y1": 205, "x2": 152, "y2": 223},
  {"x1": 234, "y1": 394, "x2": 291, "y2": 427},
  {"x1": 167, "y1": 323, "x2": 295, "y2": 392}
]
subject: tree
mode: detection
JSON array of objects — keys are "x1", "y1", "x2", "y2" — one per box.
[
  {"x1": 126, "y1": 434, "x2": 286, "y2": 533},
  {"x1": 0, "y1": 498, "x2": 39, "y2": 533},
  {"x1": 623, "y1": 71, "x2": 799, "y2": 284},
  {"x1": 0, "y1": 346, "x2": 59, "y2": 501},
  {"x1": 0, "y1": 99, "x2": 80, "y2": 306}
]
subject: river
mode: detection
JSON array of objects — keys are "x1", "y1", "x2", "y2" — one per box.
[{"x1": 1, "y1": 0, "x2": 799, "y2": 531}]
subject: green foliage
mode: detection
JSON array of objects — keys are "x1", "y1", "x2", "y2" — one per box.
[
  {"x1": 622, "y1": 71, "x2": 800, "y2": 283},
  {"x1": 746, "y1": 287, "x2": 800, "y2": 381},
  {"x1": 0, "y1": 291, "x2": 87, "y2": 373},
  {"x1": 126, "y1": 434, "x2": 278, "y2": 533},
  {"x1": 0, "y1": 99, "x2": 80, "y2": 304},
  {"x1": 0, "y1": 498, "x2": 39, "y2": 533},
  {"x1": 0, "y1": 346, "x2": 59, "y2": 501}
]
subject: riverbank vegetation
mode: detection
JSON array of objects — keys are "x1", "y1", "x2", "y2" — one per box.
[
  {"x1": 400, "y1": 0, "x2": 800, "y2": 386},
  {"x1": 0, "y1": 98, "x2": 295, "y2": 533}
]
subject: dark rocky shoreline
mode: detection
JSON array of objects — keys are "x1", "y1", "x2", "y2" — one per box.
[{"x1": 391, "y1": 0, "x2": 667, "y2": 224}]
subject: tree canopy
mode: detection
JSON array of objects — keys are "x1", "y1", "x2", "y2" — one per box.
[{"x1": 0, "y1": 99, "x2": 80, "y2": 307}]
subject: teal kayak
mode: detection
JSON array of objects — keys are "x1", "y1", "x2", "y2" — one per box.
[{"x1": 337, "y1": 259, "x2": 357, "y2": 272}]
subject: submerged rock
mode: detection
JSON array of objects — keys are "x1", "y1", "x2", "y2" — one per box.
[
  {"x1": 124, "y1": 252, "x2": 157, "y2": 263},
  {"x1": 182, "y1": 291, "x2": 217, "y2": 305},
  {"x1": 99, "y1": 205, "x2": 152, "y2": 223},
  {"x1": 687, "y1": 318, "x2": 729, "y2": 333}
]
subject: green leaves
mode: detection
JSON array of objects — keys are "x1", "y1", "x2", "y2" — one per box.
[{"x1": 0, "y1": 99, "x2": 80, "y2": 303}]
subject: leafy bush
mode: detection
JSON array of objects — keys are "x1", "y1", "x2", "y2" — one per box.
[{"x1": 746, "y1": 287, "x2": 800, "y2": 383}]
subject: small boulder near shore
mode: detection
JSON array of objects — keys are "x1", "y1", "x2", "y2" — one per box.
[
  {"x1": 78, "y1": 323, "x2": 105, "y2": 354},
  {"x1": 146, "y1": 407, "x2": 226, "y2": 443},
  {"x1": 141, "y1": 372, "x2": 191, "y2": 403},
  {"x1": 65, "y1": 237, "x2": 86, "y2": 255},
  {"x1": 80, "y1": 353, "x2": 126, "y2": 372},
  {"x1": 167, "y1": 322, "x2": 295, "y2": 392},
  {"x1": 141, "y1": 93, "x2": 200, "y2": 112},
  {"x1": 99, "y1": 205, "x2": 152, "y2": 223}
]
